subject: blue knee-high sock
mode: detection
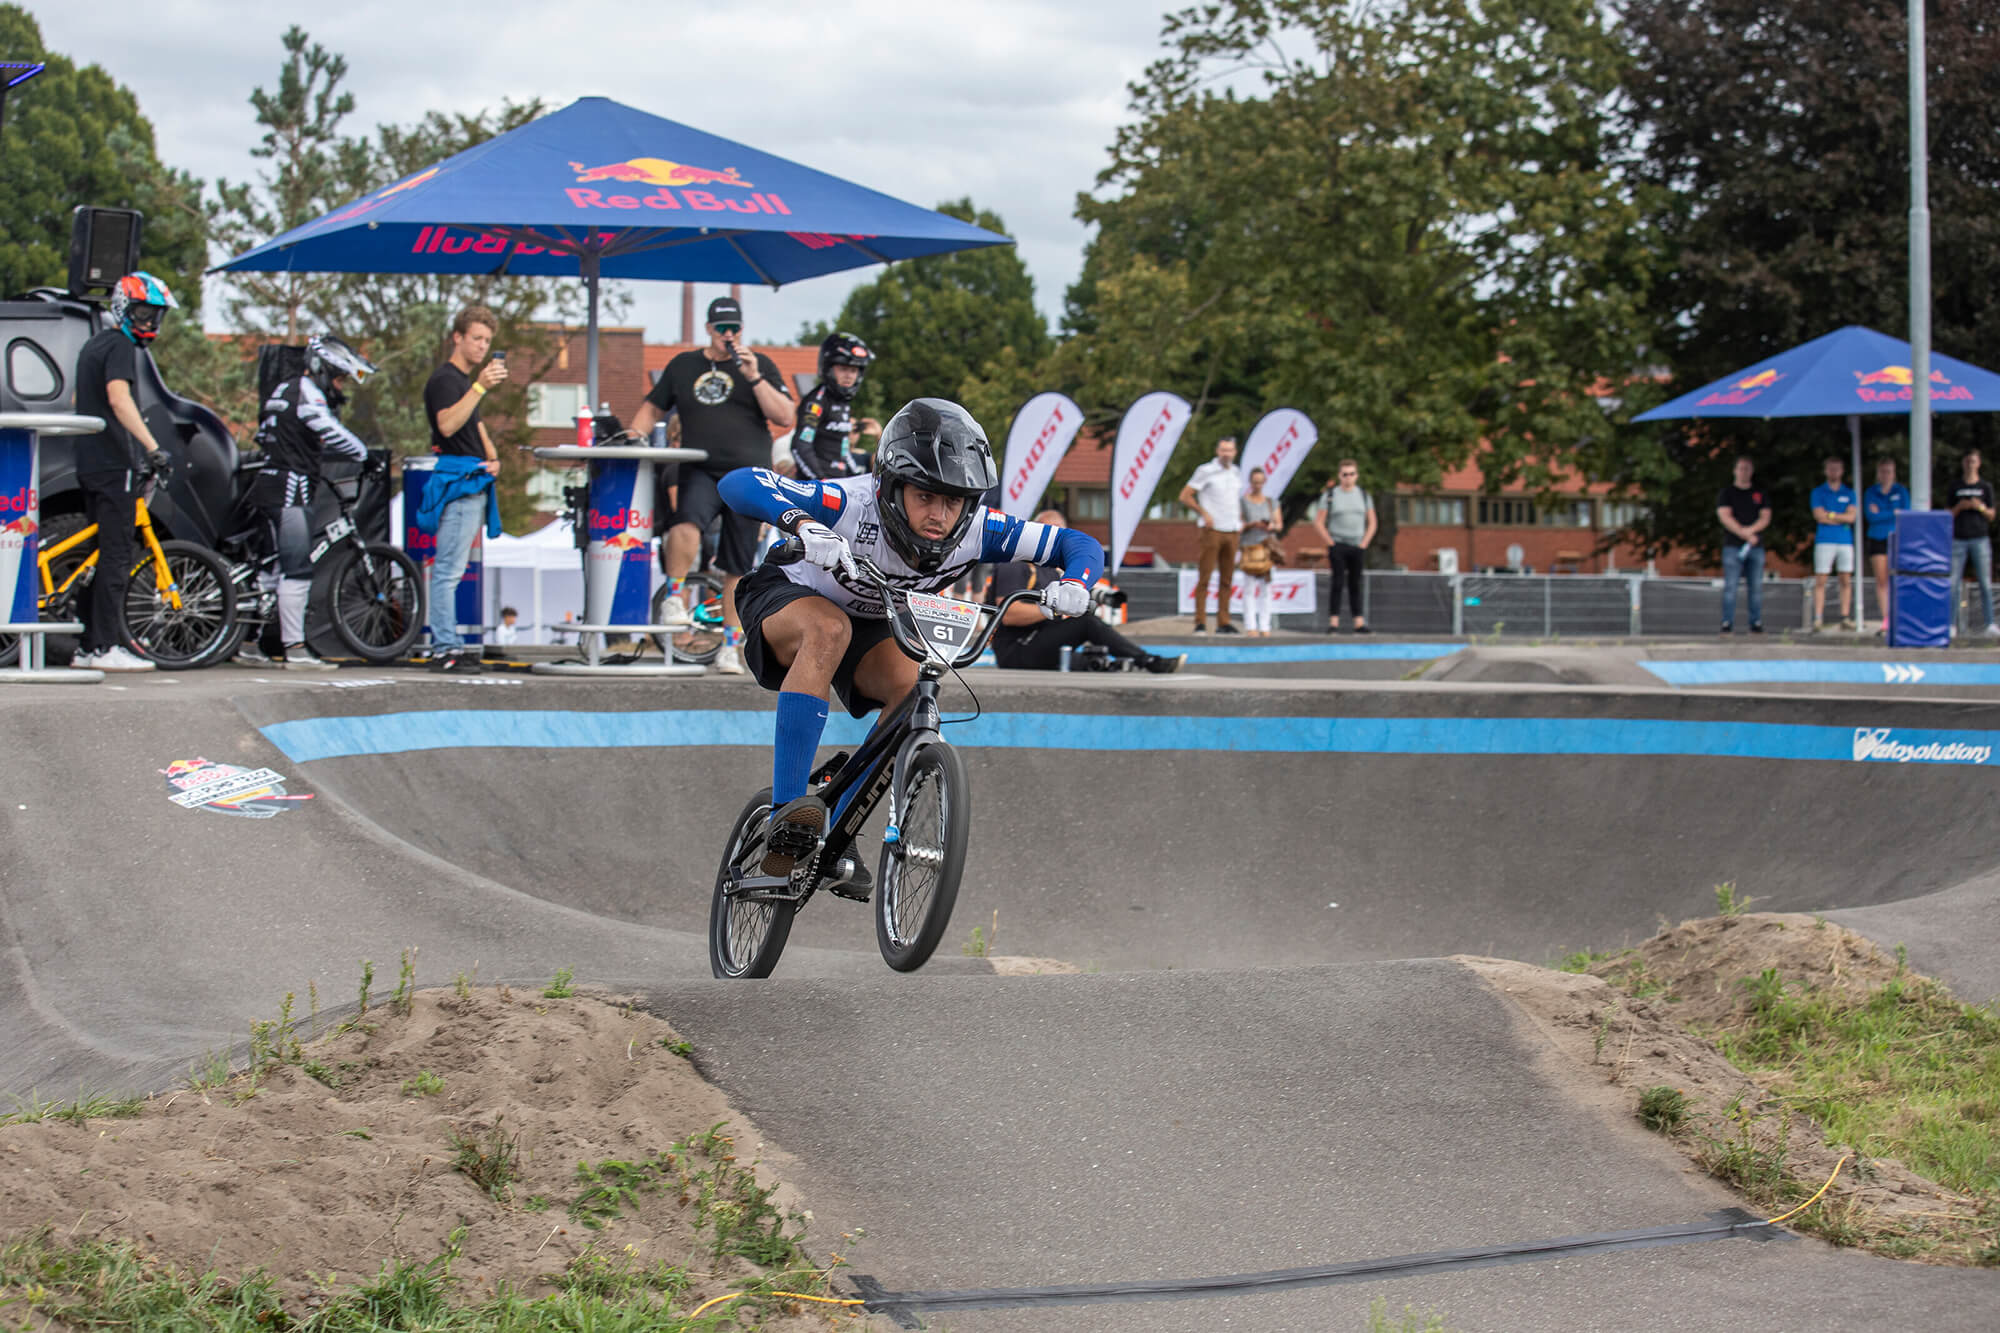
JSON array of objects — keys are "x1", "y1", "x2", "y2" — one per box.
[{"x1": 773, "y1": 691, "x2": 830, "y2": 805}]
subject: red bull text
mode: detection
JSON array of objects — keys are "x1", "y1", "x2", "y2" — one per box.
[{"x1": 1853, "y1": 366, "x2": 1973, "y2": 404}]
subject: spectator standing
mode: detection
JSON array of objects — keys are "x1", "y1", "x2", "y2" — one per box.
[
  {"x1": 1179, "y1": 437, "x2": 1243, "y2": 634},
  {"x1": 70, "y1": 273, "x2": 178, "y2": 672},
  {"x1": 1863, "y1": 458, "x2": 1909, "y2": 635},
  {"x1": 421, "y1": 305, "x2": 506, "y2": 674},
  {"x1": 1716, "y1": 455, "x2": 1771, "y2": 634},
  {"x1": 630, "y1": 296, "x2": 795, "y2": 674},
  {"x1": 1309, "y1": 460, "x2": 1376, "y2": 633},
  {"x1": 988, "y1": 511, "x2": 1183, "y2": 672},
  {"x1": 1945, "y1": 449, "x2": 1998, "y2": 638},
  {"x1": 1238, "y1": 468, "x2": 1283, "y2": 636},
  {"x1": 1809, "y1": 456, "x2": 1859, "y2": 631}
]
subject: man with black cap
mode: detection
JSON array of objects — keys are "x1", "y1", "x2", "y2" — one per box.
[{"x1": 631, "y1": 296, "x2": 795, "y2": 674}]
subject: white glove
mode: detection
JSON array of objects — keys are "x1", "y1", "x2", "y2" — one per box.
[
  {"x1": 1041, "y1": 579, "x2": 1091, "y2": 619},
  {"x1": 796, "y1": 521, "x2": 854, "y2": 576}
]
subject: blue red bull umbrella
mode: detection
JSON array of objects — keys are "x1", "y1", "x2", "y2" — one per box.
[
  {"x1": 1634, "y1": 325, "x2": 2000, "y2": 422},
  {"x1": 213, "y1": 95, "x2": 1010, "y2": 399}
]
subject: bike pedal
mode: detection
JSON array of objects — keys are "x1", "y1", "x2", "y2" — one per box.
[{"x1": 810, "y1": 752, "x2": 851, "y2": 787}]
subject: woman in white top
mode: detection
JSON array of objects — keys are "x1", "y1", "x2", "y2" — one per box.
[{"x1": 1238, "y1": 469, "x2": 1283, "y2": 635}]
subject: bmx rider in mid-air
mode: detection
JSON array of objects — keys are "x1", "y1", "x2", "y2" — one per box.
[{"x1": 716, "y1": 398, "x2": 1104, "y2": 876}]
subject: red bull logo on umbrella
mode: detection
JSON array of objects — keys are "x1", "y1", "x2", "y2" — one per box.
[
  {"x1": 565, "y1": 156, "x2": 791, "y2": 217},
  {"x1": 321, "y1": 167, "x2": 442, "y2": 226},
  {"x1": 1695, "y1": 368, "x2": 1783, "y2": 407},
  {"x1": 1853, "y1": 365, "x2": 1973, "y2": 404}
]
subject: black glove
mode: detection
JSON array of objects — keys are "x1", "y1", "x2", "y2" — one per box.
[{"x1": 142, "y1": 451, "x2": 174, "y2": 483}]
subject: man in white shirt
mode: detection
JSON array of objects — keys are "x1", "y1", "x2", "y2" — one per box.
[{"x1": 1179, "y1": 437, "x2": 1244, "y2": 634}]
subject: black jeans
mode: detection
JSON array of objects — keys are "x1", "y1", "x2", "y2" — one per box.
[
  {"x1": 994, "y1": 614, "x2": 1151, "y2": 670},
  {"x1": 77, "y1": 470, "x2": 138, "y2": 654},
  {"x1": 1327, "y1": 543, "x2": 1365, "y2": 620}
]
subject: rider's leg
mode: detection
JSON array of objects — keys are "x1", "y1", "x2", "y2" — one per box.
[
  {"x1": 273, "y1": 505, "x2": 314, "y2": 649},
  {"x1": 661, "y1": 521, "x2": 701, "y2": 597},
  {"x1": 756, "y1": 594, "x2": 852, "y2": 803}
]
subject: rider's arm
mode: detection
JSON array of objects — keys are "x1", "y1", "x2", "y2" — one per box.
[
  {"x1": 105, "y1": 379, "x2": 163, "y2": 456},
  {"x1": 298, "y1": 380, "x2": 368, "y2": 460},
  {"x1": 716, "y1": 466, "x2": 847, "y2": 531},
  {"x1": 978, "y1": 512, "x2": 1105, "y2": 586}
]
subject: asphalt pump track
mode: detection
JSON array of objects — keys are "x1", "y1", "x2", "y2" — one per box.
[{"x1": 3, "y1": 666, "x2": 1997, "y2": 1330}]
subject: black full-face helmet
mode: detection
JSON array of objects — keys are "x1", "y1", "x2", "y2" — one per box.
[
  {"x1": 817, "y1": 331, "x2": 872, "y2": 402},
  {"x1": 874, "y1": 398, "x2": 998, "y2": 572}
]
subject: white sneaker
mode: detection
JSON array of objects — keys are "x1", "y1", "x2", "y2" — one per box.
[
  {"x1": 84, "y1": 645, "x2": 155, "y2": 673},
  {"x1": 655, "y1": 595, "x2": 692, "y2": 630},
  {"x1": 283, "y1": 645, "x2": 337, "y2": 671},
  {"x1": 713, "y1": 644, "x2": 745, "y2": 675},
  {"x1": 1984, "y1": 624, "x2": 2000, "y2": 638},
  {"x1": 234, "y1": 642, "x2": 276, "y2": 666}
]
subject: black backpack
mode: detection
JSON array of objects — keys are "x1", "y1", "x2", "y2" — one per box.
[{"x1": 256, "y1": 344, "x2": 309, "y2": 405}]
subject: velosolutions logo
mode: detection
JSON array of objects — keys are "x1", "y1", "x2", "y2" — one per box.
[{"x1": 1851, "y1": 728, "x2": 1993, "y2": 765}]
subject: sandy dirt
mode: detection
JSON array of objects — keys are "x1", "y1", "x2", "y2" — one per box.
[
  {"x1": 0, "y1": 987, "x2": 867, "y2": 1324},
  {"x1": 1462, "y1": 913, "x2": 1987, "y2": 1255}
]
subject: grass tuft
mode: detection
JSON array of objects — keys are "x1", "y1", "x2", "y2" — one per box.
[
  {"x1": 447, "y1": 1117, "x2": 521, "y2": 1201},
  {"x1": 542, "y1": 967, "x2": 575, "y2": 999}
]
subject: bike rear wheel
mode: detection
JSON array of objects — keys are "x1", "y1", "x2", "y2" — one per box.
[
  {"x1": 710, "y1": 787, "x2": 798, "y2": 978},
  {"x1": 327, "y1": 542, "x2": 424, "y2": 662},
  {"x1": 652, "y1": 571, "x2": 726, "y2": 665},
  {"x1": 876, "y1": 742, "x2": 970, "y2": 972},
  {"x1": 122, "y1": 540, "x2": 239, "y2": 669}
]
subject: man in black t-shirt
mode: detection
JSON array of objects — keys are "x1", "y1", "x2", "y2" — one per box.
[
  {"x1": 1946, "y1": 449, "x2": 1997, "y2": 637},
  {"x1": 419, "y1": 305, "x2": 506, "y2": 672},
  {"x1": 986, "y1": 510, "x2": 1183, "y2": 673},
  {"x1": 70, "y1": 273, "x2": 178, "y2": 672},
  {"x1": 629, "y1": 296, "x2": 795, "y2": 675},
  {"x1": 1715, "y1": 454, "x2": 1771, "y2": 634}
]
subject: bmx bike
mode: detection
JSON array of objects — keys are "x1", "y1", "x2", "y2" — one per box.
[
  {"x1": 708, "y1": 544, "x2": 1047, "y2": 978},
  {"x1": 210, "y1": 454, "x2": 426, "y2": 666}
]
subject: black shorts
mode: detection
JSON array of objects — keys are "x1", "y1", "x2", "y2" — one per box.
[
  {"x1": 666, "y1": 465, "x2": 761, "y2": 576},
  {"x1": 1865, "y1": 535, "x2": 1890, "y2": 560},
  {"x1": 736, "y1": 563, "x2": 899, "y2": 718}
]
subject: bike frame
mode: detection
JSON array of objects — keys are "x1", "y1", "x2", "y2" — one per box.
[{"x1": 37, "y1": 493, "x2": 184, "y2": 611}]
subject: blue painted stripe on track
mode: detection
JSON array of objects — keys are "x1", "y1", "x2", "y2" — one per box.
[
  {"x1": 259, "y1": 709, "x2": 2000, "y2": 768},
  {"x1": 1643, "y1": 659, "x2": 2000, "y2": 687},
  {"x1": 1148, "y1": 643, "x2": 1456, "y2": 664}
]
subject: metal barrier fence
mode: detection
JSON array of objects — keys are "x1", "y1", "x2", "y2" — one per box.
[{"x1": 1113, "y1": 567, "x2": 1864, "y2": 636}]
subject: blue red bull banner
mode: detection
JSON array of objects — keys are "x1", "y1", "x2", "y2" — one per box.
[
  {"x1": 0, "y1": 428, "x2": 41, "y2": 625},
  {"x1": 584, "y1": 460, "x2": 655, "y2": 626}
]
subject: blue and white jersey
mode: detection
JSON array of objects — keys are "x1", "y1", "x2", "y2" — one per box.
[{"x1": 718, "y1": 468, "x2": 1103, "y2": 620}]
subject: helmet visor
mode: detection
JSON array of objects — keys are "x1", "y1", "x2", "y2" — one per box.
[
  {"x1": 895, "y1": 435, "x2": 997, "y2": 496},
  {"x1": 127, "y1": 304, "x2": 165, "y2": 336}
]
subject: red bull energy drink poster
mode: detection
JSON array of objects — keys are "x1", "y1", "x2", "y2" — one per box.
[
  {"x1": 585, "y1": 459, "x2": 655, "y2": 626},
  {"x1": 401, "y1": 458, "x2": 483, "y2": 646},
  {"x1": 0, "y1": 428, "x2": 41, "y2": 625}
]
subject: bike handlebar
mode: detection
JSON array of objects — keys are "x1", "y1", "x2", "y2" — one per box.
[{"x1": 771, "y1": 535, "x2": 1046, "y2": 670}]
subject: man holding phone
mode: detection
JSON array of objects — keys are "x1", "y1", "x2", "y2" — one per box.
[
  {"x1": 629, "y1": 296, "x2": 795, "y2": 675},
  {"x1": 420, "y1": 304, "x2": 506, "y2": 672}
]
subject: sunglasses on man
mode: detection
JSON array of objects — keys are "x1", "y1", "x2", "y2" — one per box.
[{"x1": 714, "y1": 323, "x2": 741, "y2": 335}]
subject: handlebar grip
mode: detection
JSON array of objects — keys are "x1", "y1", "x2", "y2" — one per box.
[{"x1": 768, "y1": 534, "x2": 806, "y2": 566}]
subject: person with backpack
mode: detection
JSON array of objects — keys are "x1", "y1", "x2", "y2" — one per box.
[
  {"x1": 239, "y1": 333, "x2": 376, "y2": 669},
  {"x1": 1310, "y1": 459, "x2": 1376, "y2": 633}
]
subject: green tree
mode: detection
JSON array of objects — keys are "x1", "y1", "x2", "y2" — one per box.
[
  {"x1": 210, "y1": 25, "x2": 356, "y2": 341},
  {"x1": 799, "y1": 199, "x2": 1049, "y2": 430},
  {"x1": 1059, "y1": 0, "x2": 1664, "y2": 543},
  {"x1": 1619, "y1": 0, "x2": 2000, "y2": 561},
  {"x1": 0, "y1": 5, "x2": 207, "y2": 308}
]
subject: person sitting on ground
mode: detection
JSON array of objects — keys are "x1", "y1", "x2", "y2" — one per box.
[
  {"x1": 986, "y1": 510, "x2": 1186, "y2": 673},
  {"x1": 494, "y1": 606, "x2": 521, "y2": 646}
]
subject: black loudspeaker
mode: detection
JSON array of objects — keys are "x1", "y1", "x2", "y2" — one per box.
[{"x1": 66, "y1": 206, "x2": 143, "y2": 297}]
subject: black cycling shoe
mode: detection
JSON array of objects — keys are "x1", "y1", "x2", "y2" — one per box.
[
  {"x1": 1217, "y1": 623, "x2": 1242, "y2": 635},
  {"x1": 431, "y1": 649, "x2": 484, "y2": 674},
  {"x1": 824, "y1": 850, "x2": 874, "y2": 902},
  {"x1": 760, "y1": 795, "x2": 826, "y2": 877},
  {"x1": 1144, "y1": 652, "x2": 1187, "y2": 674}
]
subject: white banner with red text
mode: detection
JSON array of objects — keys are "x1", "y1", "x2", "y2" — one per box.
[
  {"x1": 1000, "y1": 392, "x2": 1084, "y2": 519},
  {"x1": 1109, "y1": 391, "x2": 1193, "y2": 572},
  {"x1": 1236, "y1": 408, "x2": 1318, "y2": 499},
  {"x1": 1177, "y1": 568, "x2": 1317, "y2": 615}
]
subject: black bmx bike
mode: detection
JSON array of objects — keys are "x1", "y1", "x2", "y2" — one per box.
[{"x1": 708, "y1": 547, "x2": 1047, "y2": 978}]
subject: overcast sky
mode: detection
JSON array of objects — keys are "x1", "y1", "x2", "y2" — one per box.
[{"x1": 33, "y1": 0, "x2": 1175, "y2": 348}]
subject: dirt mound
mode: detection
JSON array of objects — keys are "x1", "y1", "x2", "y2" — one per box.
[
  {"x1": 0, "y1": 987, "x2": 851, "y2": 1324},
  {"x1": 1464, "y1": 934, "x2": 1988, "y2": 1261}
]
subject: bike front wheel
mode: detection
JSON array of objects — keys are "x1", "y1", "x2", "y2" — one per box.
[
  {"x1": 876, "y1": 742, "x2": 971, "y2": 972},
  {"x1": 122, "y1": 540, "x2": 238, "y2": 669},
  {"x1": 326, "y1": 542, "x2": 425, "y2": 663},
  {"x1": 709, "y1": 787, "x2": 798, "y2": 979}
]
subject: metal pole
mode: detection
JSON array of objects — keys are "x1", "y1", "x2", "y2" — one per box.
[
  {"x1": 1850, "y1": 414, "x2": 1865, "y2": 629},
  {"x1": 1909, "y1": 0, "x2": 1933, "y2": 509},
  {"x1": 583, "y1": 250, "x2": 601, "y2": 409}
]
